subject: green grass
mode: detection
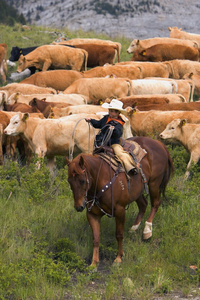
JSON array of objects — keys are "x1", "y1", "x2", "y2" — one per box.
[{"x1": 0, "y1": 24, "x2": 200, "y2": 299}]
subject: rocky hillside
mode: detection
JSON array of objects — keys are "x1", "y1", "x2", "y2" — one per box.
[{"x1": 5, "y1": 0, "x2": 200, "y2": 40}]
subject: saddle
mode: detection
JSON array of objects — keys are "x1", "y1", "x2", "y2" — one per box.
[
  {"x1": 93, "y1": 139, "x2": 147, "y2": 173},
  {"x1": 93, "y1": 139, "x2": 149, "y2": 194}
]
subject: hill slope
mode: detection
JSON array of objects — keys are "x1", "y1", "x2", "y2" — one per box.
[{"x1": 5, "y1": 0, "x2": 200, "y2": 39}]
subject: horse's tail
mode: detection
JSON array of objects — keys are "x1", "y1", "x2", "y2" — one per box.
[{"x1": 159, "y1": 143, "x2": 175, "y2": 199}]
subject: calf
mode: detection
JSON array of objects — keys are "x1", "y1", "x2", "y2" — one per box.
[{"x1": 160, "y1": 118, "x2": 200, "y2": 179}]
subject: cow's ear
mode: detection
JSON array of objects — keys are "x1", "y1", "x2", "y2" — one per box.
[
  {"x1": 141, "y1": 50, "x2": 146, "y2": 56},
  {"x1": 125, "y1": 106, "x2": 133, "y2": 116},
  {"x1": 189, "y1": 72, "x2": 193, "y2": 78},
  {"x1": 168, "y1": 27, "x2": 171, "y2": 31},
  {"x1": 22, "y1": 113, "x2": 29, "y2": 122},
  {"x1": 136, "y1": 39, "x2": 140, "y2": 45},
  {"x1": 180, "y1": 119, "x2": 187, "y2": 127}
]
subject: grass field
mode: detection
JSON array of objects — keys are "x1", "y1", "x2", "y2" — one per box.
[{"x1": 0, "y1": 24, "x2": 200, "y2": 299}]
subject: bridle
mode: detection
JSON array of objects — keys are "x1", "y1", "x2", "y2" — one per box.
[{"x1": 83, "y1": 160, "x2": 121, "y2": 218}]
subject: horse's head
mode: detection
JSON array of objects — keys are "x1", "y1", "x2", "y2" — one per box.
[{"x1": 67, "y1": 155, "x2": 90, "y2": 212}]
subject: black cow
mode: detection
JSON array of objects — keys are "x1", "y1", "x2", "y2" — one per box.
[{"x1": 9, "y1": 46, "x2": 38, "y2": 74}]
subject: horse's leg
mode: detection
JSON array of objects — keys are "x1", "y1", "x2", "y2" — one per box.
[
  {"x1": 114, "y1": 206, "x2": 126, "y2": 264},
  {"x1": 143, "y1": 183, "x2": 161, "y2": 240},
  {"x1": 129, "y1": 194, "x2": 148, "y2": 232},
  {"x1": 87, "y1": 212, "x2": 101, "y2": 267}
]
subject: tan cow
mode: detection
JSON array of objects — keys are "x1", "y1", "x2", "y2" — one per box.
[
  {"x1": 17, "y1": 45, "x2": 88, "y2": 72},
  {"x1": 48, "y1": 104, "x2": 107, "y2": 118},
  {"x1": 116, "y1": 61, "x2": 170, "y2": 78},
  {"x1": 163, "y1": 60, "x2": 200, "y2": 79},
  {"x1": 63, "y1": 78, "x2": 133, "y2": 103},
  {"x1": 0, "y1": 83, "x2": 56, "y2": 100},
  {"x1": 127, "y1": 37, "x2": 199, "y2": 54},
  {"x1": 125, "y1": 108, "x2": 200, "y2": 137},
  {"x1": 160, "y1": 118, "x2": 200, "y2": 179},
  {"x1": 0, "y1": 43, "x2": 7, "y2": 84},
  {"x1": 19, "y1": 70, "x2": 84, "y2": 91},
  {"x1": 7, "y1": 92, "x2": 88, "y2": 106},
  {"x1": 83, "y1": 64, "x2": 141, "y2": 79},
  {"x1": 131, "y1": 44, "x2": 199, "y2": 62},
  {"x1": 168, "y1": 27, "x2": 200, "y2": 47},
  {"x1": 182, "y1": 72, "x2": 200, "y2": 97}
]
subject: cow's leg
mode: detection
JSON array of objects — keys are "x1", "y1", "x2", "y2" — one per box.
[
  {"x1": 184, "y1": 151, "x2": 200, "y2": 180},
  {"x1": 87, "y1": 211, "x2": 101, "y2": 268},
  {"x1": 35, "y1": 145, "x2": 47, "y2": 169},
  {"x1": 47, "y1": 156, "x2": 56, "y2": 173},
  {"x1": 114, "y1": 205, "x2": 125, "y2": 264},
  {"x1": 42, "y1": 60, "x2": 52, "y2": 71},
  {"x1": 129, "y1": 194, "x2": 148, "y2": 232},
  {"x1": 0, "y1": 124, "x2": 4, "y2": 165}
]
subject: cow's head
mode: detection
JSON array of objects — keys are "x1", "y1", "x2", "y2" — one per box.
[
  {"x1": 17, "y1": 55, "x2": 27, "y2": 73},
  {"x1": 4, "y1": 112, "x2": 29, "y2": 136},
  {"x1": 159, "y1": 118, "x2": 187, "y2": 140}
]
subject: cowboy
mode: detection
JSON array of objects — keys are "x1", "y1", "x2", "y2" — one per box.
[{"x1": 85, "y1": 99, "x2": 137, "y2": 174}]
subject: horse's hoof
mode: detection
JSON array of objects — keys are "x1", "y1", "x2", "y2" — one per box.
[
  {"x1": 143, "y1": 231, "x2": 152, "y2": 240},
  {"x1": 129, "y1": 222, "x2": 141, "y2": 232},
  {"x1": 143, "y1": 221, "x2": 152, "y2": 240}
]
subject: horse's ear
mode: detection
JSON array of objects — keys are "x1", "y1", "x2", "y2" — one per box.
[
  {"x1": 79, "y1": 155, "x2": 85, "y2": 169},
  {"x1": 65, "y1": 157, "x2": 71, "y2": 166}
]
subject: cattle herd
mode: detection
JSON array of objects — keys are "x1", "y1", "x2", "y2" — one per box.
[{"x1": 1, "y1": 26, "x2": 200, "y2": 179}]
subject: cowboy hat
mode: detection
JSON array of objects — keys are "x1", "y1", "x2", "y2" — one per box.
[{"x1": 101, "y1": 99, "x2": 126, "y2": 113}]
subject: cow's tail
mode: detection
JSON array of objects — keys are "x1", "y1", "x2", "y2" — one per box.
[
  {"x1": 83, "y1": 50, "x2": 88, "y2": 72},
  {"x1": 171, "y1": 81, "x2": 178, "y2": 93},
  {"x1": 164, "y1": 61, "x2": 174, "y2": 78},
  {"x1": 188, "y1": 80, "x2": 195, "y2": 102},
  {"x1": 126, "y1": 79, "x2": 133, "y2": 96},
  {"x1": 115, "y1": 44, "x2": 120, "y2": 63}
]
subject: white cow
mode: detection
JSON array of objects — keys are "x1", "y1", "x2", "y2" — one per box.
[{"x1": 131, "y1": 79, "x2": 177, "y2": 95}]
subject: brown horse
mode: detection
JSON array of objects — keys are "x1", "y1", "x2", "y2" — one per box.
[{"x1": 66, "y1": 136, "x2": 174, "y2": 267}]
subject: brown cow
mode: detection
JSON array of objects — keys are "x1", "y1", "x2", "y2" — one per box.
[
  {"x1": 168, "y1": 27, "x2": 200, "y2": 47},
  {"x1": 3, "y1": 102, "x2": 41, "y2": 114},
  {"x1": 0, "y1": 43, "x2": 7, "y2": 84},
  {"x1": 19, "y1": 70, "x2": 84, "y2": 91},
  {"x1": 17, "y1": 45, "x2": 88, "y2": 72},
  {"x1": 54, "y1": 38, "x2": 121, "y2": 59},
  {"x1": 103, "y1": 94, "x2": 187, "y2": 108},
  {"x1": 131, "y1": 44, "x2": 199, "y2": 62},
  {"x1": 127, "y1": 37, "x2": 199, "y2": 54},
  {"x1": 133, "y1": 102, "x2": 200, "y2": 111},
  {"x1": 29, "y1": 98, "x2": 72, "y2": 118},
  {"x1": 69, "y1": 43, "x2": 120, "y2": 67}
]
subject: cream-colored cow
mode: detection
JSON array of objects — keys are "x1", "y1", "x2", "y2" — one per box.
[{"x1": 160, "y1": 118, "x2": 200, "y2": 180}]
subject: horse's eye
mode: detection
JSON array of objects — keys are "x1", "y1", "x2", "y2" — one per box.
[{"x1": 80, "y1": 179, "x2": 85, "y2": 185}]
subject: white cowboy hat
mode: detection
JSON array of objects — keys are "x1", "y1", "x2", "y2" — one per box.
[{"x1": 101, "y1": 99, "x2": 126, "y2": 113}]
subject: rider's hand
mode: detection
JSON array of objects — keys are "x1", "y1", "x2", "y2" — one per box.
[
  {"x1": 85, "y1": 118, "x2": 91, "y2": 123},
  {"x1": 109, "y1": 125, "x2": 115, "y2": 130}
]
